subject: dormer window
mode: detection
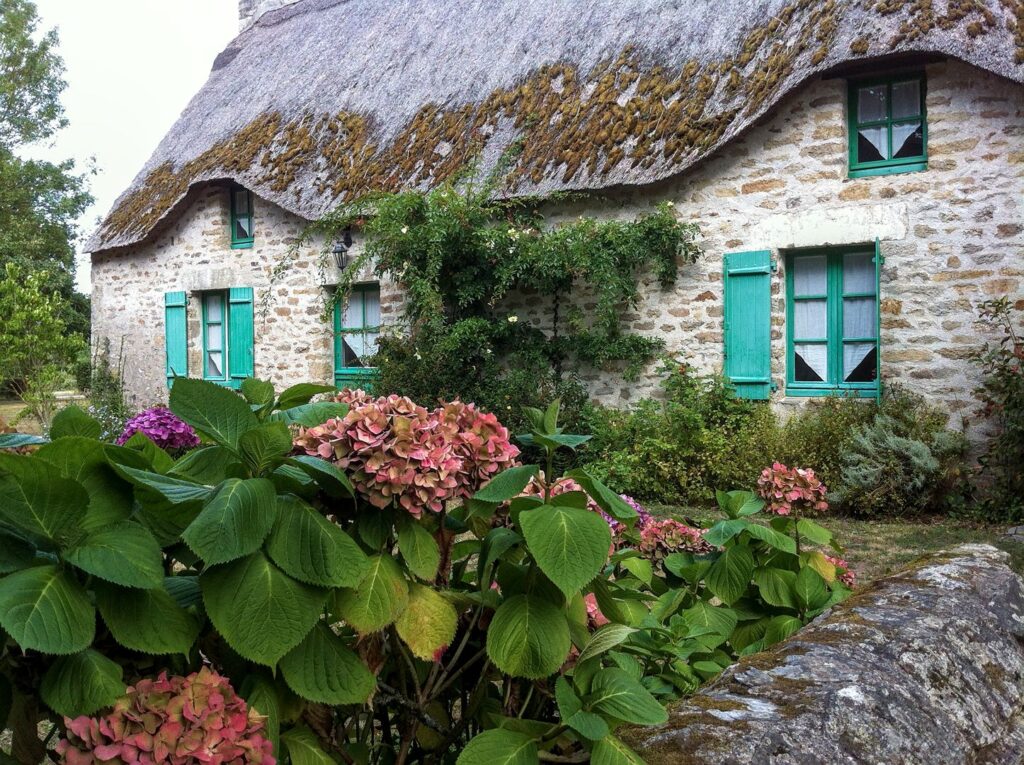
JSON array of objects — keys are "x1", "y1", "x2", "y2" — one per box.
[
  {"x1": 230, "y1": 186, "x2": 254, "y2": 248},
  {"x1": 848, "y1": 74, "x2": 926, "y2": 178}
]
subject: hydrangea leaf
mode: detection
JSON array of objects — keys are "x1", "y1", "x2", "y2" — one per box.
[
  {"x1": 591, "y1": 734, "x2": 647, "y2": 765},
  {"x1": 182, "y1": 478, "x2": 276, "y2": 565},
  {"x1": 169, "y1": 377, "x2": 258, "y2": 449},
  {"x1": 289, "y1": 455, "x2": 355, "y2": 498},
  {"x1": 48, "y1": 405, "x2": 102, "y2": 441},
  {"x1": 266, "y1": 495, "x2": 369, "y2": 588},
  {"x1": 275, "y1": 383, "x2": 338, "y2": 410},
  {"x1": 456, "y1": 729, "x2": 538, "y2": 765},
  {"x1": 588, "y1": 667, "x2": 668, "y2": 725},
  {"x1": 281, "y1": 726, "x2": 339, "y2": 765},
  {"x1": 0, "y1": 564, "x2": 94, "y2": 654},
  {"x1": 64, "y1": 521, "x2": 164, "y2": 589},
  {"x1": 794, "y1": 565, "x2": 828, "y2": 611},
  {"x1": 473, "y1": 465, "x2": 539, "y2": 503},
  {"x1": 95, "y1": 581, "x2": 201, "y2": 655},
  {"x1": 333, "y1": 554, "x2": 409, "y2": 634},
  {"x1": 40, "y1": 649, "x2": 124, "y2": 718},
  {"x1": 519, "y1": 505, "x2": 610, "y2": 597},
  {"x1": 396, "y1": 517, "x2": 440, "y2": 581},
  {"x1": 705, "y1": 543, "x2": 755, "y2": 605},
  {"x1": 280, "y1": 622, "x2": 375, "y2": 705},
  {"x1": 239, "y1": 422, "x2": 293, "y2": 476},
  {"x1": 0, "y1": 531, "x2": 35, "y2": 574},
  {"x1": 395, "y1": 583, "x2": 458, "y2": 661},
  {"x1": 201, "y1": 551, "x2": 328, "y2": 666},
  {"x1": 0, "y1": 453, "x2": 89, "y2": 546},
  {"x1": 486, "y1": 594, "x2": 570, "y2": 679},
  {"x1": 753, "y1": 567, "x2": 799, "y2": 609},
  {"x1": 269, "y1": 401, "x2": 350, "y2": 428},
  {"x1": 109, "y1": 460, "x2": 213, "y2": 506},
  {"x1": 36, "y1": 437, "x2": 133, "y2": 531}
]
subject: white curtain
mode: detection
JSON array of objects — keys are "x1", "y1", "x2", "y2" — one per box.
[
  {"x1": 795, "y1": 343, "x2": 828, "y2": 382},
  {"x1": 794, "y1": 299, "x2": 826, "y2": 339},
  {"x1": 793, "y1": 255, "x2": 827, "y2": 296}
]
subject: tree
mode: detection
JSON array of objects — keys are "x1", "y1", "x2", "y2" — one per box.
[{"x1": 0, "y1": 0, "x2": 92, "y2": 337}]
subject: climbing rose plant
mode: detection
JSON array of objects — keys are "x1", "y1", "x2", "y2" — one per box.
[{"x1": 0, "y1": 379, "x2": 853, "y2": 765}]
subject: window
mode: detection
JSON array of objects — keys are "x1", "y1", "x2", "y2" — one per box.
[
  {"x1": 230, "y1": 187, "x2": 254, "y2": 248},
  {"x1": 200, "y1": 288, "x2": 254, "y2": 388},
  {"x1": 334, "y1": 284, "x2": 381, "y2": 388},
  {"x1": 848, "y1": 74, "x2": 926, "y2": 178},
  {"x1": 786, "y1": 247, "x2": 880, "y2": 397}
]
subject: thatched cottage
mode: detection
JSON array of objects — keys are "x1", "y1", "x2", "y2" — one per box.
[{"x1": 88, "y1": 0, "x2": 1023, "y2": 433}]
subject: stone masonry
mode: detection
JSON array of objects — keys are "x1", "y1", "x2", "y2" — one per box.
[{"x1": 92, "y1": 59, "x2": 1023, "y2": 436}]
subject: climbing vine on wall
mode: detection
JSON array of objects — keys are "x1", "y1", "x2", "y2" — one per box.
[{"x1": 311, "y1": 178, "x2": 701, "y2": 429}]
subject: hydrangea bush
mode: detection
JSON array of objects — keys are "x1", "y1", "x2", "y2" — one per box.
[
  {"x1": 0, "y1": 378, "x2": 852, "y2": 765},
  {"x1": 756, "y1": 462, "x2": 829, "y2": 516},
  {"x1": 117, "y1": 405, "x2": 201, "y2": 451}
]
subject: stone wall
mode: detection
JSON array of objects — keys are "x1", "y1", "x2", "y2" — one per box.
[
  {"x1": 91, "y1": 58, "x2": 1023, "y2": 429},
  {"x1": 621, "y1": 544, "x2": 1024, "y2": 764}
]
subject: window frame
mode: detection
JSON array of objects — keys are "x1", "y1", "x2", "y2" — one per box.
[
  {"x1": 847, "y1": 72, "x2": 927, "y2": 178},
  {"x1": 333, "y1": 283, "x2": 381, "y2": 388},
  {"x1": 201, "y1": 290, "x2": 229, "y2": 383},
  {"x1": 230, "y1": 187, "x2": 254, "y2": 249},
  {"x1": 785, "y1": 246, "x2": 880, "y2": 398}
]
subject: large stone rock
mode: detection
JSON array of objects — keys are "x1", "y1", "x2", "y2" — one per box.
[{"x1": 623, "y1": 544, "x2": 1024, "y2": 764}]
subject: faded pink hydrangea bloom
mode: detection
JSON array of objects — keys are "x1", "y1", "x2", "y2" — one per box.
[
  {"x1": 117, "y1": 406, "x2": 200, "y2": 451},
  {"x1": 57, "y1": 667, "x2": 274, "y2": 765},
  {"x1": 756, "y1": 462, "x2": 829, "y2": 516},
  {"x1": 638, "y1": 518, "x2": 713, "y2": 562},
  {"x1": 584, "y1": 593, "x2": 609, "y2": 628},
  {"x1": 824, "y1": 554, "x2": 857, "y2": 588},
  {"x1": 294, "y1": 390, "x2": 519, "y2": 516}
]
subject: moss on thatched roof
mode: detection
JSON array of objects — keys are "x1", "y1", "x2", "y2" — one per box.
[{"x1": 88, "y1": 0, "x2": 1024, "y2": 253}]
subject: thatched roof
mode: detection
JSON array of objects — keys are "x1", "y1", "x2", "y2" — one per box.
[{"x1": 88, "y1": 0, "x2": 1024, "y2": 254}]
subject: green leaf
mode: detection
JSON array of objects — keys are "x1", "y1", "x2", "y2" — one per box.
[
  {"x1": 40, "y1": 650, "x2": 123, "y2": 717},
  {"x1": 239, "y1": 422, "x2": 293, "y2": 475},
  {"x1": 564, "y1": 469, "x2": 638, "y2": 523},
  {"x1": 0, "y1": 564, "x2": 94, "y2": 654},
  {"x1": 0, "y1": 532, "x2": 34, "y2": 574},
  {"x1": 201, "y1": 551, "x2": 328, "y2": 666},
  {"x1": 542, "y1": 399, "x2": 561, "y2": 433},
  {"x1": 456, "y1": 729, "x2": 538, "y2": 765},
  {"x1": 280, "y1": 622, "x2": 375, "y2": 705},
  {"x1": 36, "y1": 438, "x2": 134, "y2": 531},
  {"x1": 479, "y1": 527, "x2": 522, "y2": 589},
  {"x1": 681, "y1": 600, "x2": 737, "y2": 638},
  {"x1": 110, "y1": 461, "x2": 213, "y2": 505},
  {"x1": 591, "y1": 734, "x2": 646, "y2": 764},
  {"x1": 181, "y1": 478, "x2": 276, "y2": 565},
  {"x1": 395, "y1": 583, "x2": 458, "y2": 661},
  {"x1": 474, "y1": 465, "x2": 539, "y2": 503},
  {"x1": 95, "y1": 581, "x2": 201, "y2": 655},
  {"x1": 519, "y1": 505, "x2": 610, "y2": 597},
  {"x1": 49, "y1": 405, "x2": 101, "y2": 440},
  {"x1": 170, "y1": 446, "x2": 240, "y2": 484},
  {"x1": 530, "y1": 433, "x2": 592, "y2": 451},
  {"x1": 289, "y1": 455, "x2": 355, "y2": 498},
  {"x1": 576, "y1": 624, "x2": 636, "y2": 664},
  {"x1": 123, "y1": 432, "x2": 175, "y2": 474},
  {"x1": 794, "y1": 566, "x2": 827, "y2": 610},
  {"x1": 281, "y1": 726, "x2": 339, "y2": 765},
  {"x1": 753, "y1": 567, "x2": 798, "y2": 610},
  {"x1": 266, "y1": 496, "x2": 369, "y2": 588},
  {"x1": 620, "y1": 557, "x2": 652, "y2": 586},
  {"x1": 64, "y1": 521, "x2": 164, "y2": 589},
  {"x1": 0, "y1": 453, "x2": 88, "y2": 545},
  {"x1": 702, "y1": 518, "x2": 748, "y2": 547},
  {"x1": 555, "y1": 675, "x2": 582, "y2": 719},
  {"x1": 164, "y1": 575, "x2": 202, "y2": 609},
  {"x1": 277, "y1": 383, "x2": 337, "y2": 410},
  {"x1": 764, "y1": 614, "x2": 804, "y2": 646},
  {"x1": 588, "y1": 668, "x2": 668, "y2": 725},
  {"x1": 241, "y1": 377, "x2": 276, "y2": 408},
  {"x1": 169, "y1": 377, "x2": 258, "y2": 449},
  {"x1": 796, "y1": 519, "x2": 832, "y2": 545},
  {"x1": 396, "y1": 516, "x2": 440, "y2": 581},
  {"x1": 567, "y1": 709, "x2": 608, "y2": 741},
  {"x1": 240, "y1": 676, "x2": 280, "y2": 754},
  {"x1": 333, "y1": 554, "x2": 409, "y2": 634},
  {"x1": 744, "y1": 523, "x2": 798, "y2": 554},
  {"x1": 270, "y1": 401, "x2": 349, "y2": 427},
  {"x1": 486, "y1": 594, "x2": 570, "y2": 679},
  {"x1": 0, "y1": 433, "x2": 46, "y2": 449},
  {"x1": 705, "y1": 544, "x2": 755, "y2": 605}
]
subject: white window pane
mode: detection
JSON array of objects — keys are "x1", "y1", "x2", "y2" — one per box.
[
  {"x1": 843, "y1": 253, "x2": 875, "y2": 294},
  {"x1": 205, "y1": 322, "x2": 223, "y2": 352},
  {"x1": 343, "y1": 334, "x2": 366, "y2": 367},
  {"x1": 794, "y1": 299, "x2": 827, "y2": 340},
  {"x1": 235, "y1": 217, "x2": 252, "y2": 239},
  {"x1": 363, "y1": 288, "x2": 381, "y2": 327},
  {"x1": 794, "y1": 343, "x2": 828, "y2": 383},
  {"x1": 857, "y1": 126, "x2": 888, "y2": 162},
  {"x1": 207, "y1": 352, "x2": 223, "y2": 378},
  {"x1": 363, "y1": 331, "x2": 380, "y2": 359},
  {"x1": 844, "y1": 343, "x2": 877, "y2": 383},
  {"x1": 892, "y1": 121, "x2": 923, "y2": 159},
  {"x1": 843, "y1": 297, "x2": 876, "y2": 338},
  {"x1": 234, "y1": 190, "x2": 249, "y2": 215},
  {"x1": 891, "y1": 80, "x2": 920, "y2": 119},
  {"x1": 793, "y1": 255, "x2": 827, "y2": 296},
  {"x1": 858, "y1": 85, "x2": 887, "y2": 122},
  {"x1": 204, "y1": 294, "x2": 223, "y2": 322},
  {"x1": 343, "y1": 291, "x2": 363, "y2": 329}
]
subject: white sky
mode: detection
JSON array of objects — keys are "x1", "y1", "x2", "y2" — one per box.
[{"x1": 27, "y1": 1, "x2": 238, "y2": 293}]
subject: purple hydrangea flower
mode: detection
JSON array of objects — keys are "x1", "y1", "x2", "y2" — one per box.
[
  {"x1": 619, "y1": 494, "x2": 653, "y2": 529},
  {"x1": 117, "y1": 406, "x2": 200, "y2": 451}
]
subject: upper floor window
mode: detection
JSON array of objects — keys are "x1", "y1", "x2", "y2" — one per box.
[
  {"x1": 231, "y1": 187, "x2": 254, "y2": 249},
  {"x1": 848, "y1": 74, "x2": 926, "y2": 178},
  {"x1": 334, "y1": 284, "x2": 381, "y2": 389}
]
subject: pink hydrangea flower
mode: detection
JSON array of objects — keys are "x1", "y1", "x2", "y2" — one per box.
[
  {"x1": 57, "y1": 667, "x2": 274, "y2": 765},
  {"x1": 117, "y1": 406, "x2": 200, "y2": 451},
  {"x1": 824, "y1": 554, "x2": 857, "y2": 588},
  {"x1": 756, "y1": 462, "x2": 829, "y2": 516},
  {"x1": 638, "y1": 518, "x2": 713, "y2": 562}
]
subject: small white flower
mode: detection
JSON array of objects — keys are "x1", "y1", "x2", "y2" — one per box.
[
  {"x1": 507, "y1": 315, "x2": 519, "y2": 324},
  {"x1": 400, "y1": 226, "x2": 409, "y2": 234},
  {"x1": 415, "y1": 352, "x2": 422, "y2": 360}
]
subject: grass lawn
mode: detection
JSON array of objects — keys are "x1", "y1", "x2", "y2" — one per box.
[{"x1": 656, "y1": 505, "x2": 1024, "y2": 583}]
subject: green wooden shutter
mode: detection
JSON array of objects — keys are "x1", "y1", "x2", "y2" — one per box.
[
  {"x1": 227, "y1": 287, "x2": 254, "y2": 389},
  {"x1": 874, "y1": 238, "x2": 883, "y2": 399},
  {"x1": 723, "y1": 250, "x2": 773, "y2": 400},
  {"x1": 164, "y1": 291, "x2": 188, "y2": 388}
]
